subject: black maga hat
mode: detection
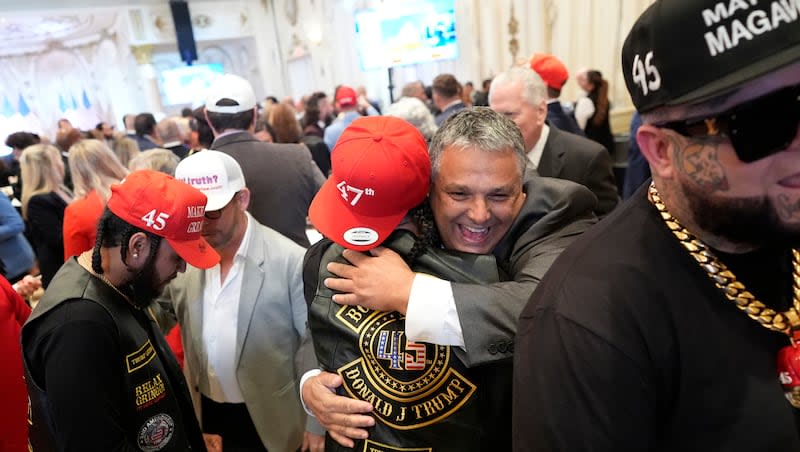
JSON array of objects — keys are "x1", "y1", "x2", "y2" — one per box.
[{"x1": 622, "y1": 0, "x2": 800, "y2": 113}]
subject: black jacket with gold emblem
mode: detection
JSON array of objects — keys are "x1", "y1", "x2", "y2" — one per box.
[
  {"x1": 303, "y1": 230, "x2": 512, "y2": 452},
  {"x1": 21, "y1": 259, "x2": 206, "y2": 451}
]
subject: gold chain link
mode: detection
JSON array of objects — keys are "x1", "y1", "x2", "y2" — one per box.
[
  {"x1": 647, "y1": 182, "x2": 800, "y2": 336},
  {"x1": 77, "y1": 252, "x2": 141, "y2": 311}
]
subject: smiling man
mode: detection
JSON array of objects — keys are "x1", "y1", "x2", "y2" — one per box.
[
  {"x1": 513, "y1": 0, "x2": 800, "y2": 450},
  {"x1": 301, "y1": 107, "x2": 599, "y2": 445},
  {"x1": 428, "y1": 126, "x2": 527, "y2": 254}
]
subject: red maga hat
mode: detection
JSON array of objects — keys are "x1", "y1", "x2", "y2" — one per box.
[
  {"x1": 530, "y1": 53, "x2": 569, "y2": 90},
  {"x1": 107, "y1": 170, "x2": 220, "y2": 269},
  {"x1": 335, "y1": 86, "x2": 358, "y2": 108},
  {"x1": 309, "y1": 116, "x2": 430, "y2": 251}
]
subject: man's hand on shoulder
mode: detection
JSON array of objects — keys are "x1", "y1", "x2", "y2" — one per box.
[{"x1": 325, "y1": 248, "x2": 414, "y2": 314}]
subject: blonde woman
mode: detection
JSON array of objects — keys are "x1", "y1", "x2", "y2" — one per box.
[
  {"x1": 127, "y1": 148, "x2": 180, "y2": 176},
  {"x1": 20, "y1": 144, "x2": 73, "y2": 287},
  {"x1": 63, "y1": 139, "x2": 128, "y2": 260},
  {"x1": 111, "y1": 136, "x2": 141, "y2": 168}
]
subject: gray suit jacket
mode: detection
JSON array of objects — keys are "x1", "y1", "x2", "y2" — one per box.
[
  {"x1": 538, "y1": 126, "x2": 619, "y2": 217},
  {"x1": 212, "y1": 131, "x2": 326, "y2": 247},
  {"x1": 452, "y1": 173, "x2": 598, "y2": 366},
  {"x1": 166, "y1": 216, "x2": 322, "y2": 451}
]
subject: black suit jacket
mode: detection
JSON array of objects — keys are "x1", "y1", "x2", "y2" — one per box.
[
  {"x1": 134, "y1": 135, "x2": 158, "y2": 151},
  {"x1": 435, "y1": 101, "x2": 466, "y2": 126},
  {"x1": 212, "y1": 131, "x2": 326, "y2": 247},
  {"x1": 546, "y1": 102, "x2": 584, "y2": 136},
  {"x1": 165, "y1": 144, "x2": 190, "y2": 160},
  {"x1": 26, "y1": 192, "x2": 68, "y2": 287},
  {"x1": 300, "y1": 135, "x2": 331, "y2": 176},
  {"x1": 537, "y1": 126, "x2": 619, "y2": 216}
]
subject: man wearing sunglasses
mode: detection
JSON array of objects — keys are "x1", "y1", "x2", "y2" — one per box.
[
  {"x1": 162, "y1": 151, "x2": 324, "y2": 452},
  {"x1": 513, "y1": 0, "x2": 800, "y2": 450}
]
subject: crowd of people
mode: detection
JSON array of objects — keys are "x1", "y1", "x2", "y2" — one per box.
[{"x1": 1, "y1": 0, "x2": 799, "y2": 450}]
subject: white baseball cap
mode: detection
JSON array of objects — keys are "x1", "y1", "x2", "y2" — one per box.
[
  {"x1": 175, "y1": 150, "x2": 246, "y2": 211},
  {"x1": 205, "y1": 74, "x2": 257, "y2": 114}
]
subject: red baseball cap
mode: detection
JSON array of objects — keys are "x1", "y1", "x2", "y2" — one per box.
[
  {"x1": 335, "y1": 86, "x2": 358, "y2": 108},
  {"x1": 309, "y1": 116, "x2": 430, "y2": 251},
  {"x1": 530, "y1": 53, "x2": 569, "y2": 90},
  {"x1": 107, "y1": 170, "x2": 220, "y2": 269}
]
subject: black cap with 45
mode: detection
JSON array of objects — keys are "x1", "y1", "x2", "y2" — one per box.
[{"x1": 622, "y1": 0, "x2": 800, "y2": 113}]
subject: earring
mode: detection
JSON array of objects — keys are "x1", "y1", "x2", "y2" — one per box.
[{"x1": 133, "y1": 253, "x2": 139, "y2": 258}]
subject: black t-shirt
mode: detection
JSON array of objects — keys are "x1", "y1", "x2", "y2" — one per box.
[
  {"x1": 513, "y1": 186, "x2": 800, "y2": 451},
  {"x1": 716, "y1": 245, "x2": 793, "y2": 312}
]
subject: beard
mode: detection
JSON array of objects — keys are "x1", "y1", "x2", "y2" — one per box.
[
  {"x1": 128, "y1": 253, "x2": 171, "y2": 309},
  {"x1": 682, "y1": 184, "x2": 800, "y2": 249}
]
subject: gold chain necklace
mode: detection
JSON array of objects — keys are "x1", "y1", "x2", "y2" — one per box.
[
  {"x1": 647, "y1": 182, "x2": 800, "y2": 336},
  {"x1": 77, "y1": 253, "x2": 141, "y2": 311}
]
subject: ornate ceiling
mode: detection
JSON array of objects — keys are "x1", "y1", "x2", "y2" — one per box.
[
  {"x1": 0, "y1": 13, "x2": 118, "y2": 56},
  {"x1": 0, "y1": 0, "x2": 233, "y2": 57}
]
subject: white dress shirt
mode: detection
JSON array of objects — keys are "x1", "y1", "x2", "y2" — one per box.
[
  {"x1": 200, "y1": 214, "x2": 253, "y2": 403},
  {"x1": 301, "y1": 272, "x2": 463, "y2": 416},
  {"x1": 526, "y1": 123, "x2": 550, "y2": 170},
  {"x1": 574, "y1": 96, "x2": 595, "y2": 130},
  {"x1": 405, "y1": 273, "x2": 464, "y2": 346}
]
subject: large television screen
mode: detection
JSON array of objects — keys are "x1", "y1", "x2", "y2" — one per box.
[
  {"x1": 354, "y1": 0, "x2": 458, "y2": 71},
  {"x1": 159, "y1": 63, "x2": 224, "y2": 106}
]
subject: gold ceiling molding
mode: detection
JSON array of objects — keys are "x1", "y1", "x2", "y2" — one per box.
[
  {"x1": 154, "y1": 15, "x2": 166, "y2": 33},
  {"x1": 194, "y1": 14, "x2": 213, "y2": 28},
  {"x1": 542, "y1": 0, "x2": 557, "y2": 53},
  {"x1": 508, "y1": 2, "x2": 519, "y2": 64},
  {"x1": 131, "y1": 44, "x2": 154, "y2": 65},
  {"x1": 129, "y1": 10, "x2": 145, "y2": 41},
  {"x1": 285, "y1": 0, "x2": 299, "y2": 26}
]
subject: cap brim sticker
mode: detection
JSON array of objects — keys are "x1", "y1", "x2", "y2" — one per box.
[{"x1": 343, "y1": 227, "x2": 379, "y2": 247}]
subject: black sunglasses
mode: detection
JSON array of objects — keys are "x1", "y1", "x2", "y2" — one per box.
[
  {"x1": 660, "y1": 84, "x2": 800, "y2": 163},
  {"x1": 204, "y1": 209, "x2": 224, "y2": 220},
  {"x1": 204, "y1": 191, "x2": 240, "y2": 220}
]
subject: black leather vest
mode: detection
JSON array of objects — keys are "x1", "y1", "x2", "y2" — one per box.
[
  {"x1": 22, "y1": 259, "x2": 205, "y2": 451},
  {"x1": 304, "y1": 231, "x2": 512, "y2": 452}
]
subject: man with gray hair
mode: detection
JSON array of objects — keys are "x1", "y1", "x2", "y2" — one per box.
[
  {"x1": 156, "y1": 117, "x2": 190, "y2": 159},
  {"x1": 514, "y1": 0, "x2": 800, "y2": 449},
  {"x1": 301, "y1": 108, "x2": 598, "y2": 448},
  {"x1": 490, "y1": 66, "x2": 619, "y2": 216},
  {"x1": 400, "y1": 80, "x2": 428, "y2": 102},
  {"x1": 122, "y1": 113, "x2": 137, "y2": 137},
  {"x1": 401, "y1": 80, "x2": 436, "y2": 116},
  {"x1": 385, "y1": 96, "x2": 438, "y2": 140}
]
